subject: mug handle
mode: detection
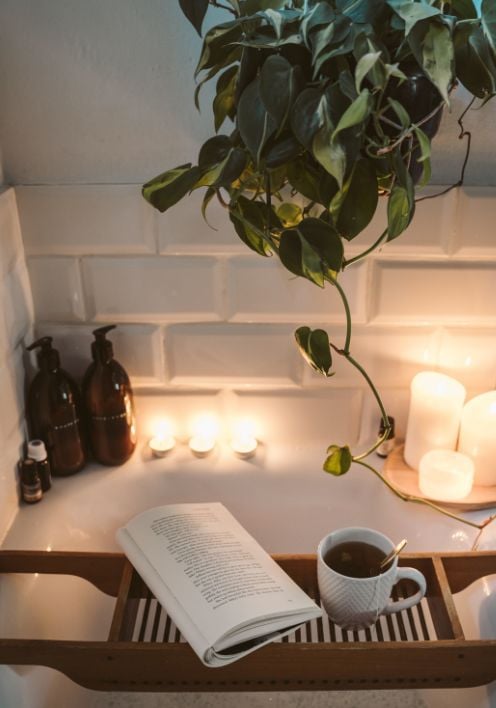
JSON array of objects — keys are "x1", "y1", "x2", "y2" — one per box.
[{"x1": 383, "y1": 567, "x2": 427, "y2": 615}]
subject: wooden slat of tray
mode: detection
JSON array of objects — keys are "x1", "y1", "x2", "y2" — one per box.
[{"x1": 1, "y1": 550, "x2": 496, "y2": 692}]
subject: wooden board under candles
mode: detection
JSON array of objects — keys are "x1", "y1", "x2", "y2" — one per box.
[{"x1": 383, "y1": 445, "x2": 496, "y2": 511}]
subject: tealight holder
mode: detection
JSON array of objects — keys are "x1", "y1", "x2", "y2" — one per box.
[
  {"x1": 149, "y1": 435, "x2": 176, "y2": 457},
  {"x1": 230, "y1": 418, "x2": 258, "y2": 459},
  {"x1": 189, "y1": 435, "x2": 216, "y2": 458},
  {"x1": 148, "y1": 420, "x2": 176, "y2": 457},
  {"x1": 188, "y1": 414, "x2": 219, "y2": 458}
]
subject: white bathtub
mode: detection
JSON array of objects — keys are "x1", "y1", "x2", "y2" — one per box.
[{"x1": 1, "y1": 441, "x2": 496, "y2": 708}]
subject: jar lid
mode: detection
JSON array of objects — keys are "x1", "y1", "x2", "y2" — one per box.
[{"x1": 27, "y1": 439, "x2": 48, "y2": 461}]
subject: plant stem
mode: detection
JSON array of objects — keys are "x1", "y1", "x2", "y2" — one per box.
[
  {"x1": 330, "y1": 277, "x2": 352, "y2": 354},
  {"x1": 329, "y1": 276, "x2": 391, "y2": 458},
  {"x1": 265, "y1": 171, "x2": 272, "y2": 240},
  {"x1": 376, "y1": 102, "x2": 444, "y2": 157},
  {"x1": 355, "y1": 459, "x2": 496, "y2": 532},
  {"x1": 329, "y1": 277, "x2": 388, "y2": 425},
  {"x1": 416, "y1": 96, "x2": 475, "y2": 203},
  {"x1": 209, "y1": 0, "x2": 237, "y2": 15},
  {"x1": 344, "y1": 228, "x2": 388, "y2": 268}
]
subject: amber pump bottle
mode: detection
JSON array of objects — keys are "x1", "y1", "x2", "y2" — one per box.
[
  {"x1": 82, "y1": 325, "x2": 137, "y2": 466},
  {"x1": 26, "y1": 337, "x2": 87, "y2": 476}
]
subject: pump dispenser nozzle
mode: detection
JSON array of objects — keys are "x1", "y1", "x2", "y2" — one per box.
[
  {"x1": 27, "y1": 337, "x2": 60, "y2": 371},
  {"x1": 91, "y1": 325, "x2": 116, "y2": 362}
]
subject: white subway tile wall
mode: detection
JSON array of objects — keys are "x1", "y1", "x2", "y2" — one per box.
[
  {"x1": 27, "y1": 257, "x2": 85, "y2": 322},
  {"x1": 0, "y1": 188, "x2": 34, "y2": 542},
  {"x1": 371, "y1": 261, "x2": 496, "y2": 324},
  {"x1": 16, "y1": 185, "x2": 156, "y2": 256},
  {"x1": 82, "y1": 256, "x2": 223, "y2": 322},
  {"x1": 455, "y1": 187, "x2": 496, "y2": 255},
  {"x1": 166, "y1": 323, "x2": 302, "y2": 386},
  {"x1": 16, "y1": 183, "x2": 496, "y2": 448},
  {"x1": 227, "y1": 257, "x2": 367, "y2": 323}
]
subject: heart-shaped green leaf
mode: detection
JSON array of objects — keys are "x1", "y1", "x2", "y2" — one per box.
[
  {"x1": 279, "y1": 230, "x2": 325, "y2": 286},
  {"x1": 313, "y1": 127, "x2": 347, "y2": 189},
  {"x1": 290, "y1": 88, "x2": 324, "y2": 149},
  {"x1": 237, "y1": 76, "x2": 278, "y2": 164},
  {"x1": 277, "y1": 202, "x2": 303, "y2": 228},
  {"x1": 195, "y1": 22, "x2": 242, "y2": 77},
  {"x1": 198, "y1": 136, "x2": 232, "y2": 169},
  {"x1": 179, "y1": 0, "x2": 209, "y2": 36},
  {"x1": 265, "y1": 134, "x2": 302, "y2": 168},
  {"x1": 482, "y1": 0, "x2": 496, "y2": 52},
  {"x1": 260, "y1": 55, "x2": 304, "y2": 132},
  {"x1": 408, "y1": 20, "x2": 454, "y2": 104},
  {"x1": 213, "y1": 66, "x2": 238, "y2": 132},
  {"x1": 387, "y1": 182, "x2": 415, "y2": 241},
  {"x1": 413, "y1": 126, "x2": 432, "y2": 187},
  {"x1": 454, "y1": 20, "x2": 496, "y2": 99},
  {"x1": 336, "y1": 159, "x2": 378, "y2": 241},
  {"x1": 142, "y1": 164, "x2": 201, "y2": 213},
  {"x1": 386, "y1": 0, "x2": 441, "y2": 35},
  {"x1": 332, "y1": 90, "x2": 372, "y2": 139},
  {"x1": 323, "y1": 445, "x2": 352, "y2": 475},
  {"x1": 297, "y1": 218, "x2": 344, "y2": 272},
  {"x1": 294, "y1": 326, "x2": 333, "y2": 375},
  {"x1": 301, "y1": 2, "x2": 336, "y2": 47},
  {"x1": 355, "y1": 51, "x2": 382, "y2": 93},
  {"x1": 229, "y1": 196, "x2": 275, "y2": 256}
]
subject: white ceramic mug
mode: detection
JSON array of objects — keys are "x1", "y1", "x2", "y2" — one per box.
[{"x1": 317, "y1": 527, "x2": 426, "y2": 630}]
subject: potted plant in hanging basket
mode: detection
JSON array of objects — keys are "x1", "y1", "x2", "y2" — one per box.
[{"x1": 142, "y1": 0, "x2": 496, "y2": 529}]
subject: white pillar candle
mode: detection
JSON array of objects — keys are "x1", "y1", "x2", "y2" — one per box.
[
  {"x1": 418, "y1": 449, "x2": 474, "y2": 501},
  {"x1": 404, "y1": 371, "x2": 466, "y2": 470},
  {"x1": 458, "y1": 391, "x2": 496, "y2": 486}
]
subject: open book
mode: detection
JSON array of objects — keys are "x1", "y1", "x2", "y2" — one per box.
[{"x1": 116, "y1": 502, "x2": 322, "y2": 667}]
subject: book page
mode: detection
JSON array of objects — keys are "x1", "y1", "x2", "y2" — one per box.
[{"x1": 122, "y1": 503, "x2": 319, "y2": 647}]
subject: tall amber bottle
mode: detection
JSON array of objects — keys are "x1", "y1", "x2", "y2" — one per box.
[
  {"x1": 82, "y1": 325, "x2": 137, "y2": 466},
  {"x1": 26, "y1": 337, "x2": 87, "y2": 476}
]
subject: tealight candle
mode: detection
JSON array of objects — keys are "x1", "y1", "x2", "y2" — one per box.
[
  {"x1": 149, "y1": 420, "x2": 176, "y2": 457},
  {"x1": 189, "y1": 435, "x2": 216, "y2": 458},
  {"x1": 458, "y1": 391, "x2": 496, "y2": 486},
  {"x1": 149, "y1": 434, "x2": 176, "y2": 457},
  {"x1": 230, "y1": 419, "x2": 258, "y2": 459},
  {"x1": 188, "y1": 414, "x2": 219, "y2": 458},
  {"x1": 404, "y1": 371, "x2": 466, "y2": 471},
  {"x1": 418, "y1": 449, "x2": 474, "y2": 501}
]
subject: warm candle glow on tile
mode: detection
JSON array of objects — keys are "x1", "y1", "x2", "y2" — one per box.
[
  {"x1": 230, "y1": 419, "x2": 258, "y2": 459},
  {"x1": 419, "y1": 449, "x2": 474, "y2": 501},
  {"x1": 458, "y1": 391, "x2": 496, "y2": 486},
  {"x1": 189, "y1": 414, "x2": 219, "y2": 458},
  {"x1": 149, "y1": 419, "x2": 176, "y2": 457}
]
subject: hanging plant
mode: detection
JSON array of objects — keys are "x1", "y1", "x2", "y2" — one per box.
[{"x1": 143, "y1": 0, "x2": 496, "y2": 533}]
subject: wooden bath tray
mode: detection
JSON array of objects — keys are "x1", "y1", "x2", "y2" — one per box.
[{"x1": 1, "y1": 550, "x2": 496, "y2": 692}]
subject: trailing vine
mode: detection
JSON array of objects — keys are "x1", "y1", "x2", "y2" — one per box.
[{"x1": 144, "y1": 0, "x2": 496, "y2": 533}]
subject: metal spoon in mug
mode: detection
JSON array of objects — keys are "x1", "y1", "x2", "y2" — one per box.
[{"x1": 380, "y1": 539, "x2": 407, "y2": 570}]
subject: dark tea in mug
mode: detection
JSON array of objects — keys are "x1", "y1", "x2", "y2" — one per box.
[{"x1": 323, "y1": 541, "x2": 391, "y2": 578}]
